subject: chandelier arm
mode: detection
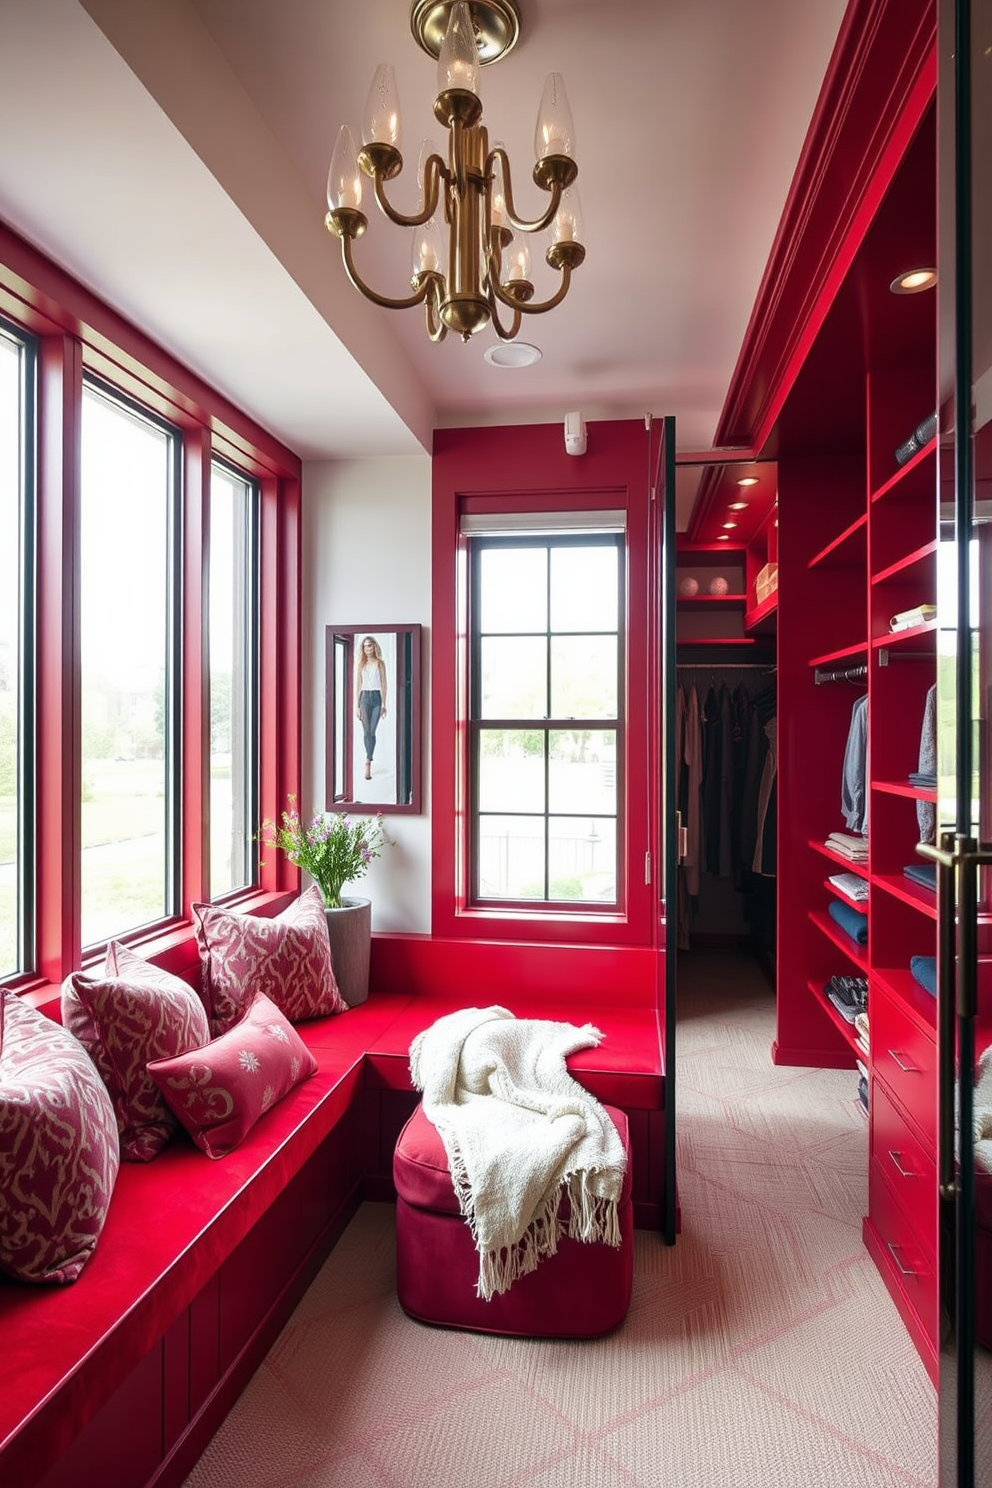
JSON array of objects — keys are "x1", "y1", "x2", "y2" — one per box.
[
  {"x1": 371, "y1": 155, "x2": 445, "y2": 228},
  {"x1": 487, "y1": 290, "x2": 522, "y2": 342},
  {"x1": 488, "y1": 147, "x2": 562, "y2": 234},
  {"x1": 492, "y1": 262, "x2": 573, "y2": 316},
  {"x1": 339, "y1": 236, "x2": 432, "y2": 311},
  {"x1": 424, "y1": 278, "x2": 449, "y2": 343}
]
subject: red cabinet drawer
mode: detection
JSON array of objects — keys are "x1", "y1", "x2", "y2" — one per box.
[
  {"x1": 871, "y1": 985, "x2": 936, "y2": 1146},
  {"x1": 868, "y1": 1154, "x2": 938, "y2": 1346},
  {"x1": 870, "y1": 1077, "x2": 936, "y2": 1258}
]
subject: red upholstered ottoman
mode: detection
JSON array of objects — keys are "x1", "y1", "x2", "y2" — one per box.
[{"x1": 393, "y1": 1101, "x2": 634, "y2": 1338}]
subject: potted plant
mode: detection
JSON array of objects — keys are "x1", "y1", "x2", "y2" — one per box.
[{"x1": 259, "y1": 796, "x2": 392, "y2": 1005}]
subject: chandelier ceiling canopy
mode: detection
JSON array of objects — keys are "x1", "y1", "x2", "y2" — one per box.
[{"x1": 324, "y1": 0, "x2": 584, "y2": 345}]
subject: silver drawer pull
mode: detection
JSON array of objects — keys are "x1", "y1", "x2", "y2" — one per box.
[
  {"x1": 887, "y1": 1049, "x2": 919, "y2": 1074},
  {"x1": 886, "y1": 1241, "x2": 919, "y2": 1277},
  {"x1": 887, "y1": 1150, "x2": 916, "y2": 1179}
]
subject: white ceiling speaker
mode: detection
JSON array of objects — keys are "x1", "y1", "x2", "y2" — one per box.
[{"x1": 564, "y1": 410, "x2": 587, "y2": 456}]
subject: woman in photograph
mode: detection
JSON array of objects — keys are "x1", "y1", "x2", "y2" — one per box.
[{"x1": 355, "y1": 635, "x2": 387, "y2": 780}]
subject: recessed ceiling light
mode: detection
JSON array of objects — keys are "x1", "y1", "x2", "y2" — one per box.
[
  {"x1": 483, "y1": 342, "x2": 542, "y2": 368},
  {"x1": 722, "y1": 521, "x2": 737, "y2": 529},
  {"x1": 717, "y1": 533, "x2": 730, "y2": 541},
  {"x1": 737, "y1": 476, "x2": 758, "y2": 487},
  {"x1": 890, "y1": 268, "x2": 937, "y2": 294},
  {"x1": 728, "y1": 501, "x2": 748, "y2": 510}
]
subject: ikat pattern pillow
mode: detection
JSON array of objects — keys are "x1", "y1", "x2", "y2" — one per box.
[
  {"x1": 191, "y1": 884, "x2": 346, "y2": 1035},
  {"x1": 61, "y1": 941, "x2": 211, "y2": 1161},
  {"x1": 0, "y1": 991, "x2": 120, "y2": 1284},
  {"x1": 146, "y1": 991, "x2": 318, "y2": 1158}
]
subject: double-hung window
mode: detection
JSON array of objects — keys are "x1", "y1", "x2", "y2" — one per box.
[
  {"x1": 208, "y1": 460, "x2": 259, "y2": 899},
  {"x1": 469, "y1": 529, "x2": 623, "y2": 907},
  {"x1": 79, "y1": 381, "x2": 179, "y2": 947}
]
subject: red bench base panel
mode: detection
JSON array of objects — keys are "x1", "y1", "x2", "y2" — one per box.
[{"x1": 26, "y1": 1117, "x2": 364, "y2": 1488}]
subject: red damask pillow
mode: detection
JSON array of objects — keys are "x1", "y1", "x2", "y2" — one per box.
[
  {"x1": 62, "y1": 941, "x2": 211, "y2": 1161},
  {"x1": 191, "y1": 884, "x2": 346, "y2": 1035},
  {"x1": 146, "y1": 992, "x2": 318, "y2": 1158},
  {"x1": 0, "y1": 992, "x2": 120, "y2": 1283}
]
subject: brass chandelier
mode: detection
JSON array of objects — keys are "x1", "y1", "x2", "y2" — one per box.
[{"x1": 324, "y1": 0, "x2": 584, "y2": 345}]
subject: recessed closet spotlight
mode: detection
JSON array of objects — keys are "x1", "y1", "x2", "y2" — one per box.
[
  {"x1": 737, "y1": 476, "x2": 758, "y2": 486},
  {"x1": 890, "y1": 267, "x2": 937, "y2": 294}
]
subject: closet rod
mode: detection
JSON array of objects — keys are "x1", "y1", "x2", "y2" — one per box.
[
  {"x1": 814, "y1": 662, "x2": 867, "y2": 685},
  {"x1": 676, "y1": 661, "x2": 774, "y2": 670}
]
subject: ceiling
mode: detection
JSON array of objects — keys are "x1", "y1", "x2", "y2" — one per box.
[{"x1": 0, "y1": 0, "x2": 850, "y2": 524}]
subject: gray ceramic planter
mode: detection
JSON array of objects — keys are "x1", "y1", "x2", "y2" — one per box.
[{"x1": 324, "y1": 897, "x2": 371, "y2": 1006}]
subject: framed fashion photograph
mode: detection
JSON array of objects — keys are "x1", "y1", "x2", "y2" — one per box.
[{"x1": 324, "y1": 624, "x2": 422, "y2": 814}]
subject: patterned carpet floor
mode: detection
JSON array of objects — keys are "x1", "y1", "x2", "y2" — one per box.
[{"x1": 183, "y1": 948, "x2": 937, "y2": 1488}]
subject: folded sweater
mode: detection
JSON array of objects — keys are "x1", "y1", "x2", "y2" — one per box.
[{"x1": 828, "y1": 898, "x2": 868, "y2": 946}]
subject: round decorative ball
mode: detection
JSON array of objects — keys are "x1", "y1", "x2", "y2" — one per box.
[
  {"x1": 678, "y1": 576, "x2": 699, "y2": 597},
  {"x1": 709, "y1": 576, "x2": 730, "y2": 596}
]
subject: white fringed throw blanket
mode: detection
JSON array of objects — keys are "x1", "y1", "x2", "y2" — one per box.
[{"x1": 409, "y1": 1005, "x2": 627, "y2": 1301}]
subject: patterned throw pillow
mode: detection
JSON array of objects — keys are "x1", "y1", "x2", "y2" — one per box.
[
  {"x1": 62, "y1": 941, "x2": 211, "y2": 1161},
  {"x1": 191, "y1": 884, "x2": 346, "y2": 1035},
  {"x1": 146, "y1": 992, "x2": 318, "y2": 1158},
  {"x1": 0, "y1": 992, "x2": 120, "y2": 1283}
]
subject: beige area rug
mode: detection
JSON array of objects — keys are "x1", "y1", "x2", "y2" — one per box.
[{"x1": 183, "y1": 949, "x2": 936, "y2": 1488}]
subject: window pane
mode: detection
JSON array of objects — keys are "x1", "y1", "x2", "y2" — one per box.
[
  {"x1": 549, "y1": 816, "x2": 616, "y2": 901},
  {"x1": 550, "y1": 635, "x2": 618, "y2": 718},
  {"x1": 470, "y1": 531, "x2": 622, "y2": 910},
  {"x1": 80, "y1": 385, "x2": 173, "y2": 946},
  {"x1": 0, "y1": 332, "x2": 27, "y2": 977},
  {"x1": 479, "y1": 636, "x2": 547, "y2": 718},
  {"x1": 550, "y1": 544, "x2": 618, "y2": 632},
  {"x1": 479, "y1": 547, "x2": 546, "y2": 632},
  {"x1": 477, "y1": 729, "x2": 545, "y2": 812},
  {"x1": 209, "y1": 462, "x2": 257, "y2": 898},
  {"x1": 548, "y1": 729, "x2": 616, "y2": 815},
  {"x1": 477, "y1": 814, "x2": 545, "y2": 899}
]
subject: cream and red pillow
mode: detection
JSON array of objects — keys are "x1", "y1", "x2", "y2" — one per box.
[
  {"x1": 191, "y1": 884, "x2": 346, "y2": 1035},
  {"x1": 0, "y1": 992, "x2": 120, "y2": 1284},
  {"x1": 62, "y1": 941, "x2": 211, "y2": 1161},
  {"x1": 146, "y1": 992, "x2": 318, "y2": 1158}
]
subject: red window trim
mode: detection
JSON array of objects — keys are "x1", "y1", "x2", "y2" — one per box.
[
  {"x1": 431, "y1": 421, "x2": 657, "y2": 948},
  {"x1": 0, "y1": 220, "x2": 302, "y2": 991}
]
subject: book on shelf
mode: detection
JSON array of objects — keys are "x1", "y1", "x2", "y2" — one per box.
[{"x1": 889, "y1": 604, "x2": 936, "y2": 632}]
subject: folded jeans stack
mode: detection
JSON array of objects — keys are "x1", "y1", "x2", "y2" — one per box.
[{"x1": 824, "y1": 974, "x2": 869, "y2": 1024}]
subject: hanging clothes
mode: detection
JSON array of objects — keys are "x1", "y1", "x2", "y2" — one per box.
[
  {"x1": 701, "y1": 685, "x2": 722, "y2": 872},
  {"x1": 753, "y1": 716, "x2": 777, "y2": 876},
  {"x1": 683, "y1": 685, "x2": 703, "y2": 897},
  {"x1": 916, "y1": 684, "x2": 937, "y2": 844},
  {"x1": 840, "y1": 693, "x2": 869, "y2": 836}
]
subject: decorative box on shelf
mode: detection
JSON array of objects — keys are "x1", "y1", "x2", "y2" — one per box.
[{"x1": 754, "y1": 561, "x2": 778, "y2": 605}]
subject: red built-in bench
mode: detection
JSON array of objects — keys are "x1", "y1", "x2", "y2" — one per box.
[{"x1": 0, "y1": 941, "x2": 664, "y2": 1488}]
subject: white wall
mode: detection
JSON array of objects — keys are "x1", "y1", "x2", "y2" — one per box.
[{"x1": 302, "y1": 454, "x2": 432, "y2": 932}]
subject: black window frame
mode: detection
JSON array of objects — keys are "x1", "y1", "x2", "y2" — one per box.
[{"x1": 467, "y1": 529, "x2": 626, "y2": 910}]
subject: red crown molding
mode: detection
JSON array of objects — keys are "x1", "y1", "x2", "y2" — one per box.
[{"x1": 705, "y1": 0, "x2": 936, "y2": 483}]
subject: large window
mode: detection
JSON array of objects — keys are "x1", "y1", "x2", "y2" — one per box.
[
  {"x1": 0, "y1": 325, "x2": 33, "y2": 978},
  {"x1": 0, "y1": 222, "x2": 302, "y2": 992},
  {"x1": 469, "y1": 532, "x2": 623, "y2": 906},
  {"x1": 79, "y1": 383, "x2": 177, "y2": 947},
  {"x1": 208, "y1": 461, "x2": 259, "y2": 898}
]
